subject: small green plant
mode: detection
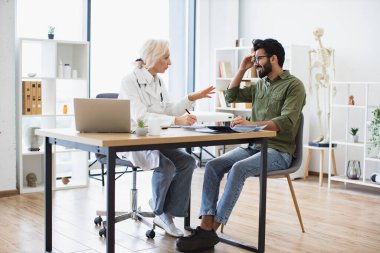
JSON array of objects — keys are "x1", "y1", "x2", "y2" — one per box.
[
  {"x1": 137, "y1": 119, "x2": 145, "y2": 128},
  {"x1": 350, "y1": 127, "x2": 359, "y2": 136},
  {"x1": 48, "y1": 26, "x2": 55, "y2": 35}
]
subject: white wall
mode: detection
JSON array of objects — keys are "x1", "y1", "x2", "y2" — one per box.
[
  {"x1": 0, "y1": 0, "x2": 16, "y2": 191},
  {"x1": 239, "y1": 0, "x2": 380, "y2": 82},
  {"x1": 195, "y1": 0, "x2": 239, "y2": 112},
  {"x1": 199, "y1": 0, "x2": 380, "y2": 174},
  {"x1": 239, "y1": 0, "x2": 380, "y2": 174}
]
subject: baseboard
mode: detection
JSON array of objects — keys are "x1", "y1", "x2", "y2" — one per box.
[
  {"x1": 308, "y1": 171, "x2": 329, "y2": 178},
  {"x1": 0, "y1": 189, "x2": 19, "y2": 198}
]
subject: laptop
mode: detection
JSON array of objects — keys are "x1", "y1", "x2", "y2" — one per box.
[{"x1": 73, "y1": 98, "x2": 131, "y2": 133}]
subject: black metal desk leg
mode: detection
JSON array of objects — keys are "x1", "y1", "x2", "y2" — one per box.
[
  {"x1": 106, "y1": 149, "x2": 116, "y2": 253},
  {"x1": 185, "y1": 147, "x2": 192, "y2": 230},
  {"x1": 45, "y1": 137, "x2": 53, "y2": 252},
  {"x1": 258, "y1": 139, "x2": 268, "y2": 253}
]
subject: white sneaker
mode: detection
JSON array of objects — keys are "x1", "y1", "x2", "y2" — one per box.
[{"x1": 154, "y1": 215, "x2": 184, "y2": 237}]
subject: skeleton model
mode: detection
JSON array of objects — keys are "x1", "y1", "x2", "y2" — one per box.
[{"x1": 308, "y1": 27, "x2": 336, "y2": 144}]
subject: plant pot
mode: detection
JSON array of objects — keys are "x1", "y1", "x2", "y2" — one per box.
[
  {"x1": 350, "y1": 135, "x2": 358, "y2": 143},
  {"x1": 135, "y1": 127, "x2": 148, "y2": 137},
  {"x1": 48, "y1": 34, "x2": 54, "y2": 39}
]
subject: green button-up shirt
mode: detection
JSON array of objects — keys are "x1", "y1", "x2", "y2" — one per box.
[{"x1": 225, "y1": 70, "x2": 306, "y2": 157}]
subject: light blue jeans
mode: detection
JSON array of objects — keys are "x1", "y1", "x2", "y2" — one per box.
[
  {"x1": 200, "y1": 145, "x2": 292, "y2": 225},
  {"x1": 151, "y1": 148, "x2": 196, "y2": 217}
]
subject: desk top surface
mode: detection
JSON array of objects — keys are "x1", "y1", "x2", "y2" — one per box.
[{"x1": 36, "y1": 128, "x2": 276, "y2": 147}]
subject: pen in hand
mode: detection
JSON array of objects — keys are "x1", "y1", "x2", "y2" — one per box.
[{"x1": 184, "y1": 109, "x2": 196, "y2": 125}]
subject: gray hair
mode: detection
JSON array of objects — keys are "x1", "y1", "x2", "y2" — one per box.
[{"x1": 136, "y1": 39, "x2": 169, "y2": 69}]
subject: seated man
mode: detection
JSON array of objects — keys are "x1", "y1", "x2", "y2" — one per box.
[{"x1": 176, "y1": 38, "x2": 306, "y2": 252}]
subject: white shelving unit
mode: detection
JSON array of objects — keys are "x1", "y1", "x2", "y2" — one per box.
[
  {"x1": 328, "y1": 81, "x2": 380, "y2": 189},
  {"x1": 16, "y1": 38, "x2": 90, "y2": 193},
  {"x1": 214, "y1": 45, "x2": 310, "y2": 179}
]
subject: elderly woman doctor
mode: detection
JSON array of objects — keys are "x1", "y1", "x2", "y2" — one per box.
[{"x1": 118, "y1": 39, "x2": 214, "y2": 237}]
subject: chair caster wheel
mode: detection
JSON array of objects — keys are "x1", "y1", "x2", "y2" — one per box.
[
  {"x1": 146, "y1": 229, "x2": 155, "y2": 239},
  {"x1": 99, "y1": 227, "x2": 107, "y2": 237},
  {"x1": 94, "y1": 216, "x2": 103, "y2": 226}
]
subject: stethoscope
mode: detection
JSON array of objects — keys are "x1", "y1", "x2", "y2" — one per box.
[{"x1": 134, "y1": 73, "x2": 165, "y2": 108}]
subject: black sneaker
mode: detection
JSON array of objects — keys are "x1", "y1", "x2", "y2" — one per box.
[{"x1": 176, "y1": 226, "x2": 220, "y2": 252}]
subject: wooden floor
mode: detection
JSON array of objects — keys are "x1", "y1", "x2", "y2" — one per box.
[{"x1": 1, "y1": 168, "x2": 380, "y2": 253}]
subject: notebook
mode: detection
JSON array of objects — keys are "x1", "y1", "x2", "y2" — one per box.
[
  {"x1": 196, "y1": 125, "x2": 267, "y2": 134},
  {"x1": 73, "y1": 98, "x2": 131, "y2": 133}
]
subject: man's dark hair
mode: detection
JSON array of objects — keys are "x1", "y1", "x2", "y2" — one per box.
[{"x1": 253, "y1": 39, "x2": 285, "y2": 68}]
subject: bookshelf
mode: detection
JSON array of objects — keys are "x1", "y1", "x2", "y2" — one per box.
[
  {"x1": 16, "y1": 38, "x2": 89, "y2": 193},
  {"x1": 328, "y1": 82, "x2": 380, "y2": 189}
]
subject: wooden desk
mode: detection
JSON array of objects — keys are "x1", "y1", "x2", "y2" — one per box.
[{"x1": 36, "y1": 128, "x2": 276, "y2": 253}]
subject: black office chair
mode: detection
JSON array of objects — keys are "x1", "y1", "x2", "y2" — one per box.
[
  {"x1": 221, "y1": 113, "x2": 305, "y2": 233},
  {"x1": 92, "y1": 93, "x2": 155, "y2": 239}
]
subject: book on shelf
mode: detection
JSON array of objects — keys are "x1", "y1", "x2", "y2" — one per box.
[
  {"x1": 219, "y1": 61, "x2": 233, "y2": 78},
  {"x1": 22, "y1": 81, "x2": 32, "y2": 115},
  {"x1": 218, "y1": 90, "x2": 227, "y2": 108},
  {"x1": 36, "y1": 81, "x2": 42, "y2": 114},
  {"x1": 31, "y1": 81, "x2": 37, "y2": 114}
]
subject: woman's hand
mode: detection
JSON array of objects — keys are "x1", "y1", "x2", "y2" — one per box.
[
  {"x1": 188, "y1": 86, "x2": 215, "y2": 101},
  {"x1": 230, "y1": 115, "x2": 251, "y2": 127},
  {"x1": 175, "y1": 114, "x2": 197, "y2": 125}
]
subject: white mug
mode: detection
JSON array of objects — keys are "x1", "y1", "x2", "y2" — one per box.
[{"x1": 148, "y1": 118, "x2": 161, "y2": 136}]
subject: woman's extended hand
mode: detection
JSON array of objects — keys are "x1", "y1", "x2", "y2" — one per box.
[
  {"x1": 188, "y1": 86, "x2": 215, "y2": 101},
  {"x1": 175, "y1": 113, "x2": 197, "y2": 126}
]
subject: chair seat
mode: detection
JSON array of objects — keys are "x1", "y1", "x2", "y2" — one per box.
[
  {"x1": 267, "y1": 166, "x2": 298, "y2": 177},
  {"x1": 95, "y1": 153, "x2": 135, "y2": 167}
]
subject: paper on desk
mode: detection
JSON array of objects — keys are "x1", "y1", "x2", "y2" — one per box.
[
  {"x1": 231, "y1": 125, "x2": 267, "y2": 133},
  {"x1": 181, "y1": 123, "x2": 207, "y2": 129}
]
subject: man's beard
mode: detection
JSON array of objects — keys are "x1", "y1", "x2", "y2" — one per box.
[{"x1": 257, "y1": 61, "x2": 272, "y2": 78}]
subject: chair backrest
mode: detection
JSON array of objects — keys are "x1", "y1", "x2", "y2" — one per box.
[
  {"x1": 267, "y1": 113, "x2": 304, "y2": 176},
  {"x1": 96, "y1": 93, "x2": 119, "y2": 99}
]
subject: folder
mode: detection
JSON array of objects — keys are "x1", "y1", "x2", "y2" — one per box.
[
  {"x1": 22, "y1": 81, "x2": 32, "y2": 115},
  {"x1": 31, "y1": 81, "x2": 37, "y2": 114},
  {"x1": 36, "y1": 81, "x2": 42, "y2": 114}
]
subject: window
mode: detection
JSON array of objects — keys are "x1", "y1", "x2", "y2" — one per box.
[
  {"x1": 90, "y1": 0, "x2": 169, "y2": 96},
  {"x1": 17, "y1": 0, "x2": 84, "y2": 41}
]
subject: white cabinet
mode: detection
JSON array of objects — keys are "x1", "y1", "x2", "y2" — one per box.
[
  {"x1": 328, "y1": 82, "x2": 380, "y2": 189},
  {"x1": 16, "y1": 38, "x2": 89, "y2": 193},
  {"x1": 214, "y1": 45, "x2": 310, "y2": 179}
]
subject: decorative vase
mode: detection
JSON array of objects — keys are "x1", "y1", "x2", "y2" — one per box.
[
  {"x1": 26, "y1": 127, "x2": 43, "y2": 151},
  {"x1": 346, "y1": 160, "x2": 361, "y2": 180},
  {"x1": 48, "y1": 34, "x2": 54, "y2": 39},
  {"x1": 135, "y1": 127, "x2": 148, "y2": 137}
]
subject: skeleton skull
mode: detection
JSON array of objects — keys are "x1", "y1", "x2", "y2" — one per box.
[
  {"x1": 26, "y1": 172, "x2": 37, "y2": 187},
  {"x1": 313, "y1": 27, "x2": 324, "y2": 40}
]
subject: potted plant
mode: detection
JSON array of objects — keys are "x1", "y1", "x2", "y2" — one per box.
[
  {"x1": 368, "y1": 108, "x2": 380, "y2": 158},
  {"x1": 48, "y1": 26, "x2": 55, "y2": 39},
  {"x1": 349, "y1": 127, "x2": 359, "y2": 143},
  {"x1": 135, "y1": 119, "x2": 147, "y2": 137}
]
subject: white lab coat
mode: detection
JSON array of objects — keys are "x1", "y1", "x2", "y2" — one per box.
[{"x1": 117, "y1": 67, "x2": 195, "y2": 170}]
